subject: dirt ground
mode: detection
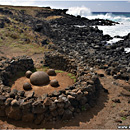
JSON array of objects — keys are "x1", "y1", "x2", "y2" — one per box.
[
  {"x1": 11, "y1": 72, "x2": 74, "y2": 97},
  {"x1": 0, "y1": 45, "x2": 130, "y2": 129}
]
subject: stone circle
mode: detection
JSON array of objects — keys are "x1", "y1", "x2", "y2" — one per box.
[
  {"x1": 50, "y1": 79, "x2": 59, "y2": 87},
  {"x1": 30, "y1": 71, "x2": 50, "y2": 86},
  {"x1": 0, "y1": 54, "x2": 101, "y2": 124}
]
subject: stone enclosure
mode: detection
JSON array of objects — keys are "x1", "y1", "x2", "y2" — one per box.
[{"x1": 0, "y1": 52, "x2": 102, "y2": 125}]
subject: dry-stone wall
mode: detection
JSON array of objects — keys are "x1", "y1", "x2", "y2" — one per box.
[{"x1": 0, "y1": 53, "x2": 102, "y2": 125}]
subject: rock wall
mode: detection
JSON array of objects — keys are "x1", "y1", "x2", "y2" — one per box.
[
  {"x1": 0, "y1": 56, "x2": 34, "y2": 86},
  {"x1": 44, "y1": 51, "x2": 77, "y2": 74},
  {"x1": 0, "y1": 53, "x2": 102, "y2": 125}
]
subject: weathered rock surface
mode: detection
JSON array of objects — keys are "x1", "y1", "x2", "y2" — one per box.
[
  {"x1": 47, "y1": 69, "x2": 56, "y2": 76},
  {"x1": 23, "y1": 82, "x2": 32, "y2": 90},
  {"x1": 50, "y1": 79, "x2": 59, "y2": 87},
  {"x1": 30, "y1": 71, "x2": 50, "y2": 86},
  {"x1": 25, "y1": 70, "x2": 32, "y2": 78}
]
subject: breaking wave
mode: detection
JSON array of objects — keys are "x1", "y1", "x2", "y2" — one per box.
[{"x1": 67, "y1": 6, "x2": 130, "y2": 37}]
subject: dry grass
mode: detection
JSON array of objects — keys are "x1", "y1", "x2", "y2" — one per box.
[
  {"x1": 45, "y1": 16, "x2": 63, "y2": 21},
  {"x1": 0, "y1": 16, "x2": 52, "y2": 55}
]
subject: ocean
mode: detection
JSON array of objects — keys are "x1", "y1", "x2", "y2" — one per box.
[{"x1": 67, "y1": 7, "x2": 130, "y2": 41}]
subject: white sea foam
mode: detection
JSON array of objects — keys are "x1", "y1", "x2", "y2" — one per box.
[
  {"x1": 67, "y1": 7, "x2": 130, "y2": 38},
  {"x1": 107, "y1": 38, "x2": 123, "y2": 44},
  {"x1": 125, "y1": 48, "x2": 130, "y2": 53},
  {"x1": 67, "y1": 6, "x2": 92, "y2": 17}
]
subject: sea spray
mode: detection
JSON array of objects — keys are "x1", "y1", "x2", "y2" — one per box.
[
  {"x1": 67, "y1": 6, "x2": 92, "y2": 17},
  {"x1": 67, "y1": 6, "x2": 130, "y2": 37}
]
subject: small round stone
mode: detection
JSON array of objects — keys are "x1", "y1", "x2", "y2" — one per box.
[
  {"x1": 25, "y1": 70, "x2": 32, "y2": 78},
  {"x1": 23, "y1": 82, "x2": 32, "y2": 90},
  {"x1": 47, "y1": 69, "x2": 56, "y2": 76},
  {"x1": 50, "y1": 79, "x2": 59, "y2": 87},
  {"x1": 30, "y1": 71, "x2": 50, "y2": 86}
]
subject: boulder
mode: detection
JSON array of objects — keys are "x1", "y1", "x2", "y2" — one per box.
[
  {"x1": 25, "y1": 70, "x2": 32, "y2": 78},
  {"x1": 32, "y1": 101, "x2": 46, "y2": 114},
  {"x1": 25, "y1": 91, "x2": 34, "y2": 98},
  {"x1": 57, "y1": 108, "x2": 64, "y2": 115},
  {"x1": 5, "y1": 98, "x2": 13, "y2": 106},
  {"x1": 50, "y1": 79, "x2": 59, "y2": 87},
  {"x1": 44, "y1": 97, "x2": 52, "y2": 106},
  {"x1": 51, "y1": 110, "x2": 58, "y2": 117},
  {"x1": 0, "y1": 105, "x2": 5, "y2": 117},
  {"x1": 5, "y1": 106, "x2": 22, "y2": 120},
  {"x1": 11, "y1": 99, "x2": 20, "y2": 106},
  {"x1": 0, "y1": 95, "x2": 6, "y2": 105},
  {"x1": 34, "y1": 114, "x2": 44, "y2": 125},
  {"x1": 47, "y1": 69, "x2": 56, "y2": 76},
  {"x1": 22, "y1": 113, "x2": 34, "y2": 122},
  {"x1": 23, "y1": 82, "x2": 32, "y2": 90},
  {"x1": 49, "y1": 102, "x2": 57, "y2": 111},
  {"x1": 20, "y1": 100, "x2": 32, "y2": 113},
  {"x1": 62, "y1": 109, "x2": 73, "y2": 120},
  {"x1": 30, "y1": 71, "x2": 50, "y2": 86},
  {"x1": 9, "y1": 89, "x2": 18, "y2": 98}
]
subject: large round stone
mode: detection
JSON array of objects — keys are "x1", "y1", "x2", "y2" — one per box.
[
  {"x1": 30, "y1": 71, "x2": 50, "y2": 86},
  {"x1": 47, "y1": 69, "x2": 56, "y2": 76},
  {"x1": 25, "y1": 70, "x2": 32, "y2": 78}
]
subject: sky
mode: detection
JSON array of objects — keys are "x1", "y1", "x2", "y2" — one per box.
[{"x1": 0, "y1": 1, "x2": 130, "y2": 12}]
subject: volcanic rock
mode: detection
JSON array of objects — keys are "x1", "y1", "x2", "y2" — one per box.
[
  {"x1": 22, "y1": 113, "x2": 34, "y2": 122},
  {"x1": 5, "y1": 106, "x2": 22, "y2": 120}
]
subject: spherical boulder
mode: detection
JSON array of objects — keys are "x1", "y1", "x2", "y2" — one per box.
[
  {"x1": 50, "y1": 79, "x2": 59, "y2": 87},
  {"x1": 26, "y1": 70, "x2": 32, "y2": 78},
  {"x1": 30, "y1": 71, "x2": 50, "y2": 86},
  {"x1": 23, "y1": 82, "x2": 32, "y2": 90},
  {"x1": 47, "y1": 69, "x2": 56, "y2": 76}
]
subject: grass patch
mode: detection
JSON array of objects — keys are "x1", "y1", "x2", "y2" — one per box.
[
  {"x1": 74, "y1": 79, "x2": 76, "y2": 83},
  {"x1": 112, "y1": 103, "x2": 116, "y2": 107},
  {"x1": 55, "y1": 70, "x2": 64, "y2": 73},
  {"x1": 0, "y1": 16, "x2": 52, "y2": 55},
  {"x1": 121, "y1": 117, "x2": 127, "y2": 121},
  {"x1": 36, "y1": 66, "x2": 49, "y2": 72},
  {"x1": 67, "y1": 73, "x2": 77, "y2": 83},
  {"x1": 81, "y1": 106, "x2": 86, "y2": 111},
  {"x1": 67, "y1": 73, "x2": 72, "y2": 77},
  {"x1": 70, "y1": 76, "x2": 76, "y2": 79},
  {"x1": 45, "y1": 16, "x2": 62, "y2": 21}
]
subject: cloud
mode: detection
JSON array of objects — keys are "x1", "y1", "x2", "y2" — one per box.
[
  {"x1": 97, "y1": 4, "x2": 101, "y2": 6},
  {"x1": 0, "y1": 0, "x2": 36, "y2": 6}
]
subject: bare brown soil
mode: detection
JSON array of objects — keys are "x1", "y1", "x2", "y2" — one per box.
[{"x1": 11, "y1": 72, "x2": 74, "y2": 97}]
